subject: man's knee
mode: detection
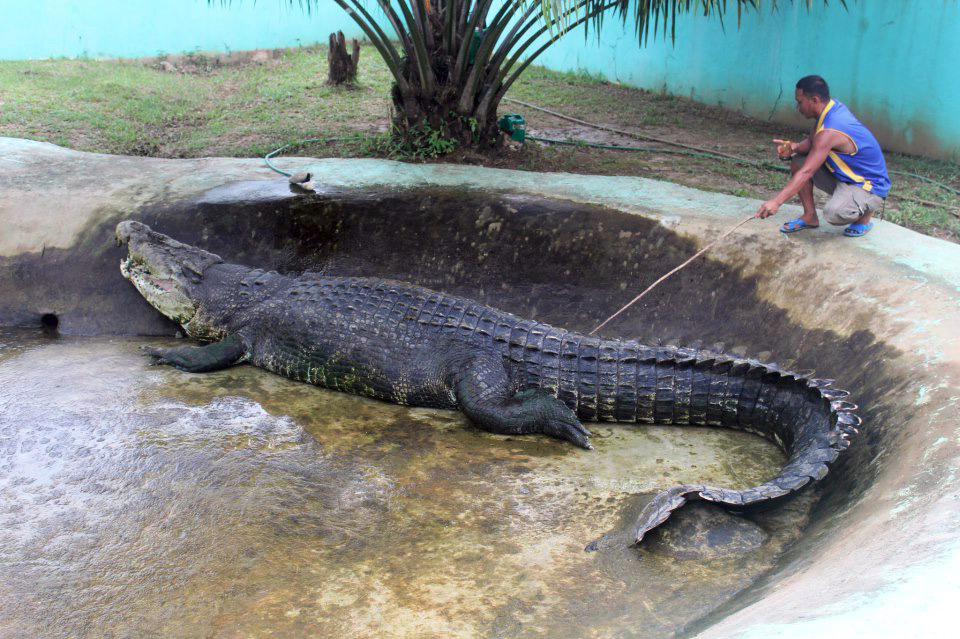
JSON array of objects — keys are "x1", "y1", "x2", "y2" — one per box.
[
  {"x1": 824, "y1": 184, "x2": 883, "y2": 224},
  {"x1": 823, "y1": 200, "x2": 856, "y2": 225},
  {"x1": 823, "y1": 188, "x2": 863, "y2": 225}
]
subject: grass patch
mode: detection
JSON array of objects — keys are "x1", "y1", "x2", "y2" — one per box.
[
  {"x1": 0, "y1": 46, "x2": 394, "y2": 158},
  {"x1": 2, "y1": 45, "x2": 958, "y2": 241}
]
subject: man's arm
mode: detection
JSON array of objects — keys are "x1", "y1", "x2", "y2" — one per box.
[{"x1": 757, "y1": 131, "x2": 843, "y2": 218}]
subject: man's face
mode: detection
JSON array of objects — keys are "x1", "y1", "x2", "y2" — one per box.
[{"x1": 794, "y1": 89, "x2": 824, "y2": 119}]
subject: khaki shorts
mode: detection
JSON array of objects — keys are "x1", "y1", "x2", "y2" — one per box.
[{"x1": 792, "y1": 154, "x2": 886, "y2": 224}]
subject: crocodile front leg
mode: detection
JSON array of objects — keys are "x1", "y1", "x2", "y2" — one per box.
[
  {"x1": 452, "y1": 351, "x2": 593, "y2": 449},
  {"x1": 144, "y1": 333, "x2": 249, "y2": 373}
]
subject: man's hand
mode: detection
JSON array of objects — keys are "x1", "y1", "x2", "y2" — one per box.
[
  {"x1": 773, "y1": 139, "x2": 794, "y2": 160},
  {"x1": 756, "y1": 198, "x2": 781, "y2": 219}
]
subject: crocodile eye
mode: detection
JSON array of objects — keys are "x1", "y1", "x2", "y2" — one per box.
[{"x1": 181, "y1": 266, "x2": 201, "y2": 283}]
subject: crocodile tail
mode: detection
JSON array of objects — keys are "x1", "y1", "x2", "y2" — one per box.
[{"x1": 632, "y1": 374, "x2": 861, "y2": 544}]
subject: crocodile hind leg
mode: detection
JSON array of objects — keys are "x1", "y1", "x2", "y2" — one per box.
[
  {"x1": 144, "y1": 333, "x2": 249, "y2": 373},
  {"x1": 452, "y1": 352, "x2": 593, "y2": 449}
]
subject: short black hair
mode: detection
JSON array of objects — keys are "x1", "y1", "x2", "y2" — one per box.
[{"x1": 796, "y1": 75, "x2": 830, "y2": 101}]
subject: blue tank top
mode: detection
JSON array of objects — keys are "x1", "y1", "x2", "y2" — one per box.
[{"x1": 817, "y1": 100, "x2": 890, "y2": 198}]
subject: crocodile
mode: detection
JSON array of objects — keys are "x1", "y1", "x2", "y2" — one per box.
[{"x1": 116, "y1": 220, "x2": 860, "y2": 543}]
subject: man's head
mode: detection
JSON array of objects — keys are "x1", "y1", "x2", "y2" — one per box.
[{"x1": 794, "y1": 75, "x2": 830, "y2": 119}]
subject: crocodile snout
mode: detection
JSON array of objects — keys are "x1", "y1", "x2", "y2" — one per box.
[{"x1": 115, "y1": 220, "x2": 148, "y2": 247}]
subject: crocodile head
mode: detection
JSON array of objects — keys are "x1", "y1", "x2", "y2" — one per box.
[{"x1": 116, "y1": 220, "x2": 223, "y2": 327}]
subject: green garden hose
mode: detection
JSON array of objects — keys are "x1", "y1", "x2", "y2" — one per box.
[{"x1": 264, "y1": 137, "x2": 341, "y2": 177}]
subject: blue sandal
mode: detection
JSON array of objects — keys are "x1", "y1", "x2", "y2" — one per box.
[
  {"x1": 780, "y1": 218, "x2": 819, "y2": 233},
  {"x1": 844, "y1": 222, "x2": 874, "y2": 237}
]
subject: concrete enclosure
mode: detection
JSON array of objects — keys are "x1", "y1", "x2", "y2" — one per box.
[{"x1": 1, "y1": 137, "x2": 958, "y2": 637}]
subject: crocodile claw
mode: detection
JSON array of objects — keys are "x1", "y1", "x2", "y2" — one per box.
[
  {"x1": 547, "y1": 418, "x2": 593, "y2": 449},
  {"x1": 140, "y1": 346, "x2": 171, "y2": 365}
]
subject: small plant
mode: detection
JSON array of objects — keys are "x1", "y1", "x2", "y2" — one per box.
[
  {"x1": 561, "y1": 68, "x2": 608, "y2": 86},
  {"x1": 328, "y1": 132, "x2": 392, "y2": 158},
  {"x1": 184, "y1": 48, "x2": 216, "y2": 73},
  {"x1": 350, "y1": 132, "x2": 390, "y2": 156},
  {"x1": 389, "y1": 119, "x2": 459, "y2": 160}
]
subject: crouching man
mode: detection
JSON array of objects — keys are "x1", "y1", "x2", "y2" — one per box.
[{"x1": 757, "y1": 75, "x2": 890, "y2": 237}]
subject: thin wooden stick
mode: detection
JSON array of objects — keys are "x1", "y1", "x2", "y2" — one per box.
[{"x1": 589, "y1": 214, "x2": 757, "y2": 335}]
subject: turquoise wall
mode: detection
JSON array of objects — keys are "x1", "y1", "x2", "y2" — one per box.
[
  {"x1": 533, "y1": 1, "x2": 960, "y2": 158},
  {"x1": 0, "y1": 0, "x2": 367, "y2": 59},
  {"x1": 2, "y1": 1, "x2": 956, "y2": 157}
]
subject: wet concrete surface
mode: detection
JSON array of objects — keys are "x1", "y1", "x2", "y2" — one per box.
[{"x1": 1, "y1": 327, "x2": 803, "y2": 639}]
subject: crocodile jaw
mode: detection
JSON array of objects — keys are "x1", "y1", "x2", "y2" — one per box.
[
  {"x1": 116, "y1": 220, "x2": 222, "y2": 326},
  {"x1": 120, "y1": 254, "x2": 196, "y2": 325}
]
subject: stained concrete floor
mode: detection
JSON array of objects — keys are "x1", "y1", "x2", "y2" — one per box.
[
  {"x1": 1, "y1": 137, "x2": 959, "y2": 638},
  {"x1": 1, "y1": 328, "x2": 805, "y2": 638}
]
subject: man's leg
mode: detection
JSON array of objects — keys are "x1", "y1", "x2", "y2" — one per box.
[
  {"x1": 824, "y1": 184, "x2": 884, "y2": 235},
  {"x1": 822, "y1": 183, "x2": 875, "y2": 225},
  {"x1": 792, "y1": 156, "x2": 819, "y2": 226},
  {"x1": 853, "y1": 209, "x2": 873, "y2": 226},
  {"x1": 789, "y1": 155, "x2": 836, "y2": 227}
]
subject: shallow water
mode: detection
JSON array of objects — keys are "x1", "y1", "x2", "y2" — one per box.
[{"x1": 0, "y1": 328, "x2": 808, "y2": 638}]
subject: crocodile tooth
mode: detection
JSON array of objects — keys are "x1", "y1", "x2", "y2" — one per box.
[
  {"x1": 694, "y1": 357, "x2": 716, "y2": 370},
  {"x1": 712, "y1": 359, "x2": 734, "y2": 373},
  {"x1": 762, "y1": 370, "x2": 782, "y2": 383},
  {"x1": 831, "y1": 400, "x2": 858, "y2": 412},
  {"x1": 836, "y1": 412, "x2": 862, "y2": 427},
  {"x1": 746, "y1": 364, "x2": 766, "y2": 378},
  {"x1": 730, "y1": 362, "x2": 750, "y2": 376},
  {"x1": 809, "y1": 378, "x2": 835, "y2": 388},
  {"x1": 821, "y1": 388, "x2": 850, "y2": 399}
]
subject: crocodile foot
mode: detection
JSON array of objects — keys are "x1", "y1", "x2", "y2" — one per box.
[
  {"x1": 140, "y1": 334, "x2": 248, "y2": 373},
  {"x1": 452, "y1": 352, "x2": 593, "y2": 449}
]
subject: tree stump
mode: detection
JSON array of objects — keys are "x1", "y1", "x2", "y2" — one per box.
[{"x1": 327, "y1": 31, "x2": 360, "y2": 85}]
